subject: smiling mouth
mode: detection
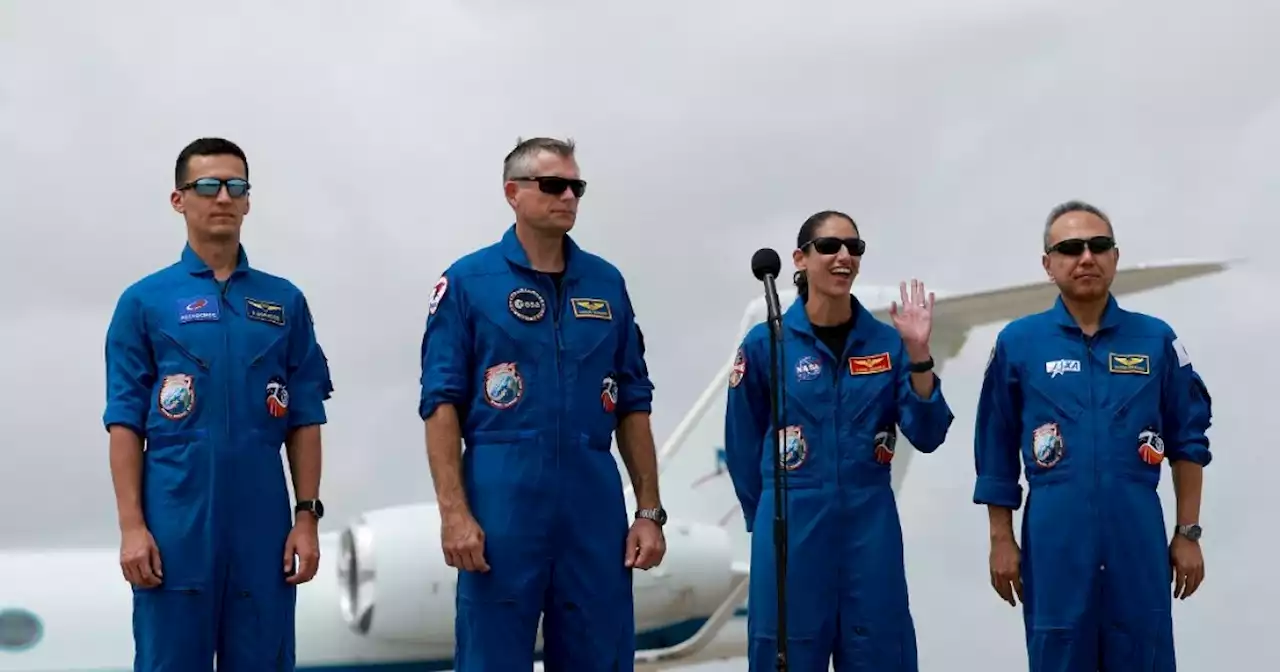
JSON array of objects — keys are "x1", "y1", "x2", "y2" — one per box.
[{"x1": 831, "y1": 267, "x2": 853, "y2": 277}]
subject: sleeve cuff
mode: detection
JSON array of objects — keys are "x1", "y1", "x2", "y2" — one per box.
[
  {"x1": 102, "y1": 409, "x2": 145, "y2": 437},
  {"x1": 973, "y1": 476, "x2": 1022, "y2": 510},
  {"x1": 1169, "y1": 445, "x2": 1212, "y2": 467},
  {"x1": 904, "y1": 375, "x2": 942, "y2": 403}
]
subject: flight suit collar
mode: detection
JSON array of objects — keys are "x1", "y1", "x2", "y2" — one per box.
[
  {"x1": 179, "y1": 242, "x2": 251, "y2": 278},
  {"x1": 782, "y1": 294, "x2": 874, "y2": 353},
  {"x1": 1050, "y1": 293, "x2": 1124, "y2": 333},
  {"x1": 500, "y1": 223, "x2": 583, "y2": 280}
]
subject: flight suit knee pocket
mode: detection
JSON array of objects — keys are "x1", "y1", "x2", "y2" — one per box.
[
  {"x1": 748, "y1": 635, "x2": 824, "y2": 672},
  {"x1": 455, "y1": 571, "x2": 540, "y2": 662},
  {"x1": 219, "y1": 586, "x2": 295, "y2": 671},
  {"x1": 132, "y1": 588, "x2": 214, "y2": 669},
  {"x1": 1028, "y1": 627, "x2": 1085, "y2": 672},
  {"x1": 840, "y1": 624, "x2": 916, "y2": 672},
  {"x1": 1101, "y1": 618, "x2": 1174, "y2": 672}
]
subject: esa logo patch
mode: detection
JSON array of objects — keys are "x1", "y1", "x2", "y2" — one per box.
[
  {"x1": 158, "y1": 374, "x2": 195, "y2": 420},
  {"x1": 601, "y1": 374, "x2": 619, "y2": 413},
  {"x1": 429, "y1": 276, "x2": 448, "y2": 316},
  {"x1": 1138, "y1": 428, "x2": 1165, "y2": 465},
  {"x1": 874, "y1": 426, "x2": 897, "y2": 464},
  {"x1": 266, "y1": 376, "x2": 289, "y2": 418},
  {"x1": 780, "y1": 425, "x2": 808, "y2": 471},
  {"x1": 795, "y1": 355, "x2": 821, "y2": 382},
  {"x1": 729, "y1": 348, "x2": 746, "y2": 388},
  {"x1": 1032, "y1": 422, "x2": 1064, "y2": 468},
  {"x1": 484, "y1": 362, "x2": 524, "y2": 409},
  {"x1": 508, "y1": 288, "x2": 546, "y2": 322}
]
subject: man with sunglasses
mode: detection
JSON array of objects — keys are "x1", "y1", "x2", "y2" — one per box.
[
  {"x1": 419, "y1": 137, "x2": 664, "y2": 671},
  {"x1": 973, "y1": 200, "x2": 1212, "y2": 670},
  {"x1": 102, "y1": 137, "x2": 334, "y2": 670}
]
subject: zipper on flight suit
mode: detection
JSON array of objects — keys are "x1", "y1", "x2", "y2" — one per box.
[{"x1": 1083, "y1": 333, "x2": 1105, "y2": 573}]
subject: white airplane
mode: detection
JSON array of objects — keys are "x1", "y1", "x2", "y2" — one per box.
[{"x1": 0, "y1": 258, "x2": 1230, "y2": 671}]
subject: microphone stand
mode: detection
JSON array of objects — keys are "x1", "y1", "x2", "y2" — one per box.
[{"x1": 762, "y1": 272, "x2": 789, "y2": 672}]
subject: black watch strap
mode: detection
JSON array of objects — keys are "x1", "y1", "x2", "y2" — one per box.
[
  {"x1": 907, "y1": 356, "x2": 934, "y2": 373},
  {"x1": 296, "y1": 499, "x2": 325, "y2": 520}
]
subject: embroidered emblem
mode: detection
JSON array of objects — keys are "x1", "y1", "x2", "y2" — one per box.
[
  {"x1": 177, "y1": 296, "x2": 220, "y2": 324},
  {"x1": 508, "y1": 288, "x2": 546, "y2": 322},
  {"x1": 1109, "y1": 353, "x2": 1150, "y2": 375},
  {"x1": 848, "y1": 352, "x2": 892, "y2": 375},
  {"x1": 1172, "y1": 338, "x2": 1191, "y2": 367},
  {"x1": 1045, "y1": 359, "x2": 1081, "y2": 377},
  {"x1": 246, "y1": 298, "x2": 285, "y2": 326},
  {"x1": 483, "y1": 362, "x2": 524, "y2": 409},
  {"x1": 158, "y1": 374, "x2": 195, "y2": 420},
  {"x1": 429, "y1": 276, "x2": 448, "y2": 316},
  {"x1": 1138, "y1": 428, "x2": 1165, "y2": 465},
  {"x1": 874, "y1": 426, "x2": 897, "y2": 464},
  {"x1": 795, "y1": 355, "x2": 821, "y2": 382},
  {"x1": 266, "y1": 376, "x2": 289, "y2": 418},
  {"x1": 571, "y1": 298, "x2": 613, "y2": 320},
  {"x1": 780, "y1": 425, "x2": 808, "y2": 471},
  {"x1": 601, "y1": 374, "x2": 619, "y2": 413},
  {"x1": 729, "y1": 348, "x2": 746, "y2": 388},
  {"x1": 1032, "y1": 422, "x2": 1064, "y2": 468}
]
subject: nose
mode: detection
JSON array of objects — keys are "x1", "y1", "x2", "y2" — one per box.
[{"x1": 214, "y1": 185, "x2": 234, "y2": 203}]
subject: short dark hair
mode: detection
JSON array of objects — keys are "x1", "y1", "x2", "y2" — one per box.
[
  {"x1": 502, "y1": 137, "x2": 576, "y2": 181},
  {"x1": 793, "y1": 210, "x2": 860, "y2": 300},
  {"x1": 175, "y1": 137, "x2": 249, "y2": 187},
  {"x1": 1043, "y1": 199, "x2": 1113, "y2": 252}
]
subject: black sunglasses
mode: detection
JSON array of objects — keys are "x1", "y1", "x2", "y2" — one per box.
[
  {"x1": 180, "y1": 177, "x2": 250, "y2": 198},
  {"x1": 1047, "y1": 235, "x2": 1115, "y2": 256},
  {"x1": 803, "y1": 236, "x2": 865, "y2": 257},
  {"x1": 512, "y1": 176, "x2": 587, "y2": 198}
]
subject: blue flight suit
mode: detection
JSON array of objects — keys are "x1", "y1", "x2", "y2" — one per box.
[
  {"x1": 102, "y1": 244, "x2": 334, "y2": 671},
  {"x1": 724, "y1": 297, "x2": 954, "y2": 672},
  {"x1": 418, "y1": 224, "x2": 654, "y2": 671},
  {"x1": 973, "y1": 295, "x2": 1213, "y2": 671}
]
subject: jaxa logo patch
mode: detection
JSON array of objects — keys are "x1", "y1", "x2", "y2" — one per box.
[
  {"x1": 246, "y1": 298, "x2": 285, "y2": 326},
  {"x1": 601, "y1": 374, "x2": 619, "y2": 413},
  {"x1": 779, "y1": 425, "x2": 808, "y2": 471},
  {"x1": 571, "y1": 298, "x2": 613, "y2": 320},
  {"x1": 158, "y1": 374, "x2": 195, "y2": 420},
  {"x1": 483, "y1": 362, "x2": 524, "y2": 409},
  {"x1": 1109, "y1": 353, "x2": 1150, "y2": 375},
  {"x1": 508, "y1": 288, "x2": 546, "y2": 322},
  {"x1": 1045, "y1": 359, "x2": 1081, "y2": 377},
  {"x1": 729, "y1": 348, "x2": 746, "y2": 388},
  {"x1": 177, "y1": 296, "x2": 220, "y2": 324},
  {"x1": 428, "y1": 276, "x2": 448, "y2": 316},
  {"x1": 1137, "y1": 428, "x2": 1165, "y2": 465},
  {"x1": 1032, "y1": 422, "x2": 1064, "y2": 468},
  {"x1": 874, "y1": 426, "x2": 897, "y2": 465},
  {"x1": 849, "y1": 352, "x2": 892, "y2": 376},
  {"x1": 266, "y1": 376, "x2": 289, "y2": 418},
  {"x1": 794, "y1": 355, "x2": 821, "y2": 382}
]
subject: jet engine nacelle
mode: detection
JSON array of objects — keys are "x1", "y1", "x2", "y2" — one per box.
[{"x1": 337, "y1": 502, "x2": 737, "y2": 644}]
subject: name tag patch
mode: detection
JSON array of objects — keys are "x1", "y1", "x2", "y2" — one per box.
[
  {"x1": 848, "y1": 352, "x2": 892, "y2": 375},
  {"x1": 246, "y1": 298, "x2": 286, "y2": 326},
  {"x1": 570, "y1": 298, "x2": 613, "y2": 320},
  {"x1": 177, "y1": 296, "x2": 220, "y2": 324},
  {"x1": 1108, "y1": 353, "x2": 1150, "y2": 375}
]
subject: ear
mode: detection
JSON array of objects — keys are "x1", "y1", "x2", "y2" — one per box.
[
  {"x1": 243, "y1": 196, "x2": 251, "y2": 216},
  {"x1": 503, "y1": 181, "x2": 520, "y2": 208},
  {"x1": 792, "y1": 248, "x2": 805, "y2": 271},
  {"x1": 170, "y1": 189, "x2": 184, "y2": 214},
  {"x1": 1041, "y1": 253, "x2": 1052, "y2": 280}
]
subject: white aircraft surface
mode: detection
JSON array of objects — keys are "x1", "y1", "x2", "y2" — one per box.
[{"x1": 0, "y1": 258, "x2": 1230, "y2": 671}]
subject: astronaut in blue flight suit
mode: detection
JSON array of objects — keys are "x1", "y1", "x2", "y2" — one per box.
[
  {"x1": 103, "y1": 138, "x2": 333, "y2": 671},
  {"x1": 724, "y1": 210, "x2": 955, "y2": 672},
  {"x1": 973, "y1": 200, "x2": 1212, "y2": 671},
  {"x1": 418, "y1": 137, "x2": 667, "y2": 672}
]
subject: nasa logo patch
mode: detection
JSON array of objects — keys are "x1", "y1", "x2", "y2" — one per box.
[
  {"x1": 508, "y1": 288, "x2": 546, "y2": 322},
  {"x1": 874, "y1": 426, "x2": 897, "y2": 464},
  {"x1": 795, "y1": 355, "x2": 821, "y2": 382},
  {"x1": 729, "y1": 348, "x2": 746, "y2": 388},
  {"x1": 484, "y1": 362, "x2": 524, "y2": 409},
  {"x1": 780, "y1": 425, "x2": 808, "y2": 471},
  {"x1": 601, "y1": 374, "x2": 619, "y2": 413},
  {"x1": 266, "y1": 376, "x2": 289, "y2": 418},
  {"x1": 1137, "y1": 428, "x2": 1165, "y2": 465},
  {"x1": 1032, "y1": 422, "x2": 1064, "y2": 468},
  {"x1": 429, "y1": 276, "x2": 448, "y2": 316},
  {"x1": 158, "y1": 374, "x2": 195, "y2": 420}
]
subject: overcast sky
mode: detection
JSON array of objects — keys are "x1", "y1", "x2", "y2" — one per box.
[{"x1": 3, "y1": 0, "x2": 1278, "y2": 669}]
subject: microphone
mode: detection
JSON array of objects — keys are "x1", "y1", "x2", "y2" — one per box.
[{"x1": 750, "y1": 246, "x2": 790, "y2": 672}]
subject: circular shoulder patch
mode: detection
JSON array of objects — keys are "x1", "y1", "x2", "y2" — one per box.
[
  {"x1": 429, "y1": 276, "x2": 448, "y2": 316},
  {"x1": 484, "y1": 362, "x2": 524, "y2": 409},
  {"x1": 728, "y1": 347, "x2": 746, "y2": 388},
  {"x1": 508, "y1": 288, "x2": 547, "y2": 322},
  {"x1": 158, "y1": 373, "x2": 195, "y2": 420}
]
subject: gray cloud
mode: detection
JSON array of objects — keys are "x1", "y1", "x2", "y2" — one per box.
[{"x1": 2, "y1": 0, "x2": 1277, "y2": 669}]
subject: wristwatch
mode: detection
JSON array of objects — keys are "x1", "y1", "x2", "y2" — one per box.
[
  {"x1": 296, "y1": 499, "x2": 325, "y2": 521},
  {"x1": 907, "y1": 356, "x2": 935, "y2": 373},
  {"x1": 1175, "y1": 523, "x2": 1201, "y2": 542},
  {"x1": 635, "y1": 507, "x2": 668, "y2": 527}
]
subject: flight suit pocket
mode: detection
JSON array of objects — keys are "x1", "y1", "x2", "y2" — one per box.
[
  {"x1": 845, "y1": 624, "x2": 914, "y2": 671},
  {"x1": 142, "y1": 428, "x2": 213, "y2": 591}
]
